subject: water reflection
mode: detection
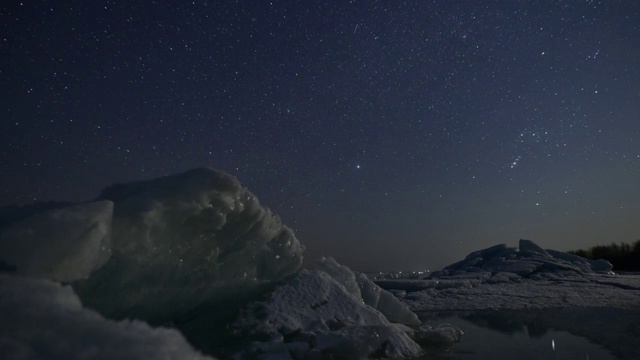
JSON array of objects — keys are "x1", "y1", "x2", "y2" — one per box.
[
  {"x1": 418, "y1": 311, "x2": 618, "y2": 359},
  {"x1": 460, "y1": 311, "x2": 551, "y2": 338}
]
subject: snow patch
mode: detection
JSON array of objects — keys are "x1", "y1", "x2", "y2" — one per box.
[
  {"x1": 0, "y1": 274, "x2": 214, "y2": 360},
  {"x1": 0, "y1": 201, "x2": 113, "y2": 282}
]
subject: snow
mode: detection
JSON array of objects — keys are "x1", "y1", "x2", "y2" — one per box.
[
  {"x1": 401, "y1": 274, "x2": 640, "y2": 311},
  {"x1": 100, "y1": 167, "x2": 304, "y2": 282},
  {"x1": 430, "y1": 239, "x2": 613, "y2": 278},
  {"x1": 2, "y1": 168, "x2": 638, "y2": 359},
  {"x1": 354, "y1": 272, "x2": 422, "y2": 326},
  {"x1": 379, "y1": 239, "x2": 638, "y2": 312},
  {"x1": 230, "y1": 257, "x2": 463, "y2": 359},
  {"x1": 0, "y1": 200, "x2": 113, "y2": 282},
  {"x1": 0, "y1": 168, "x2": 442, "y2": 359},
  {"x1": 232, "y1": 269, "x2": 425, "y2": 359},
  {"x1": 0, "y1": 168, "x2": 307, "y2": 358},
  {"x1": 315, "y1": 256, "x2": 362, "y2": 300},
  {"x1": 0, "y1": 274, "x2": 214, "y2": 360},
  {"x1": 73, "y1": 168, "x2": 304, "y2": 321},
  {"x1": 376, "y1": 239, "x2": 640, "y2": 359},
  {"x1": 316, "y1": 256, "x2": 421, "y2": 326}
]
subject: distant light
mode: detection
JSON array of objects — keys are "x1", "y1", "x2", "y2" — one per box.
[
  {"x1": 356, "y1": 165, "x2": 361, "y2": 169},
  {"x1": 551, "y1": 339, "x2": 555, "y2": 350}
]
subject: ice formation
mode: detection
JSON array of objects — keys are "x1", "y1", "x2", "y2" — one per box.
[
  {"x1": 11, "y1": 168, "x2": 634, "y2": 359},
  {"x1": 1, "y1": 168, "x2": 448, "y2": 359},
  {"x1": 232, "y1": 270, "x2": 425, "y2": 359},
  {"x1": 379, "y1": 239, "x2": 640, "y2": 312},
  {"x1": 0, "y1": 274, "x2": 214, "y2": 360},
  {"x1": 97, "y1": 168, "x2": 302, "y2": 280},
  {"x1": 226, "y1": 255, "x2": 469, "y2": 359},
  {"x1": 0, "y1": 200, "x2": 113, "y2": 282},
  {"x1": 227, "y1": 257, "x2": 435, "y2": 359},
  {"x1": 0, "y1": 168, "x2": 308, "y2": 358},
  {"x1": 374, "y1": 240, "x2": 640, "y2": 359},
  {"x1": 430, "y1": 239, "x2": 613, "y2": 278},
  {"x1": 73, "y1": 168, "x2": 304, "y2": 321},
  {"x1": 316, "y1": 257, "x2": 421, "y2": 326}
]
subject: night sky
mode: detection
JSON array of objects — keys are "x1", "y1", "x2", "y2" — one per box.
[{"x1": 2, "y1": 1, "x2": 639, "y2": 271}]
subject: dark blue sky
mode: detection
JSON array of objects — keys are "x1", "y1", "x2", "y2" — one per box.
[{"x1": 2, "y1": 1, "x2": 639, "y2": 271}]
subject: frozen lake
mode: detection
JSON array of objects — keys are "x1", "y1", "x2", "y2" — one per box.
[
  {"x1": 418, "y1": 311, "x2": 618, "y2": 359},
  {"x1": 2, "y1": 171, "x2": 639, "y2": 359}
]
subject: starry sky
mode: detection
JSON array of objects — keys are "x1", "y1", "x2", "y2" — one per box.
[{"x1": 2, "y1": 1, "x2": 639, "y2": 271}]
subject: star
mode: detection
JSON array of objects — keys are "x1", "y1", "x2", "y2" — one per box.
[{"x1": 0, "y1": 0, "x2": 638, "y2": 272}]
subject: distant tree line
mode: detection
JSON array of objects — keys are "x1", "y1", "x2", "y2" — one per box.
[{"x1": 569, "y1": 240, "x2": 640, "y2": 271}]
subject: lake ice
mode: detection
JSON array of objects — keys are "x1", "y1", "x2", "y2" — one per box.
[{"x1": 0, "y1": 168, "x2": 638, "y2": 359}]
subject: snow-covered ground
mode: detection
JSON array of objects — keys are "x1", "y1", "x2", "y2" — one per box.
[{"x1": 1, "y1": 168, "x2": 638, "y2": 359}]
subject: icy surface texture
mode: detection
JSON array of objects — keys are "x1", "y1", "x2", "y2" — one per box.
[
  {"x1": 0, "y1": 274, "x2": 214, "y2": 360},
  {"x1": 382, "y1": 240, "x2": 639, "y2": 312},
  {"x1": 316, "y1": 256, "x2": 421, "y2": 326},
  {"x1": 354, "y1": 272, "x2": 421, "y2": 326},
  {"x1": 431, "y1": 239, "x2": 612, "y2": 279},
  {"x1": 0, "y1": 201, "x2": 113, "y2": 282},
  {"x1": 100, "y1": 167, "x2": 303, "y2": 282},
  {"x1": 402, "y1": 273, "x2": 640, "y2": 311},
  {"x1": 376, "y1": 279, "x2": 451, "y2": 292},
  {"x1": 74, "y1": 168, "x2": 304, "y2": 320},
  {"x1": 232, "y1": 270, "x2": 425, "y2": 359},
  {"x1": 315, "y1": 256, "x2": 362, "y2": 300},
  {"x1": 518, "y1": 238, "x2": 550, "y2": 256}
]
